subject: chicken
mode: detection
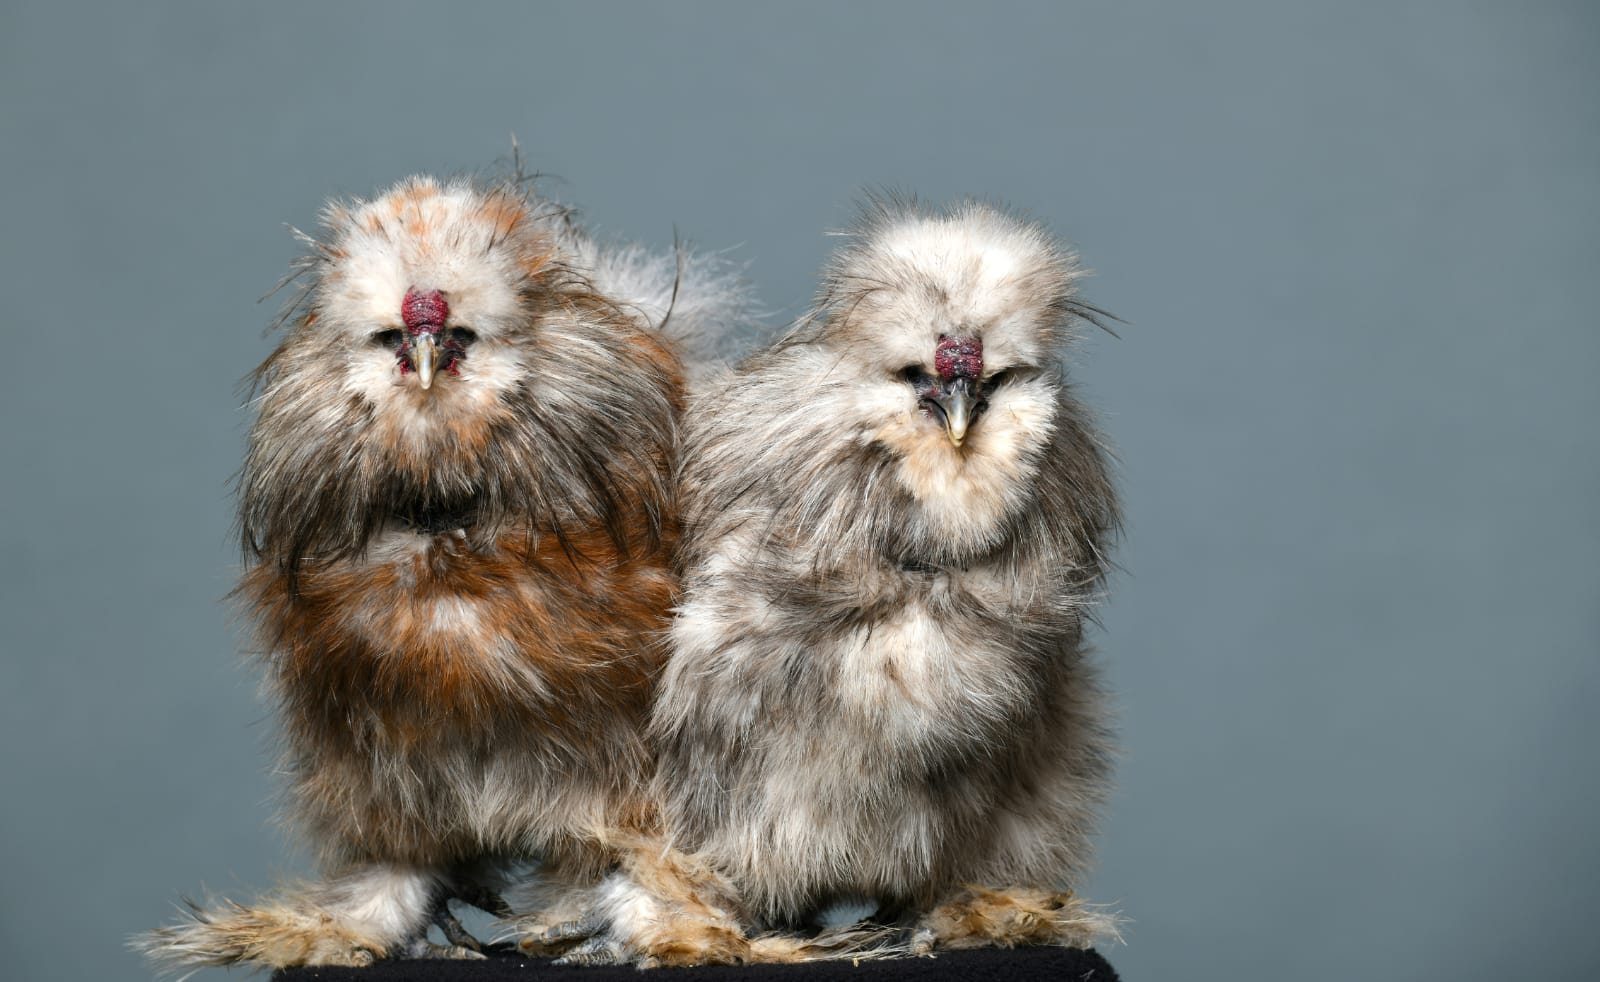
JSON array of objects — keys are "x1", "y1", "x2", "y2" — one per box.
[
  {"x1": 139, "y1": 171, "x2": 745, "y2": 971},
  {"x1": 646, "y1": 196, "x2": 1121, "y2": 954}
]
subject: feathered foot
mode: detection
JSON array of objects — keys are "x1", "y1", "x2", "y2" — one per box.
[
  {"x1": 499, "y1": 861, "x2": 611, "y2": 958},
  {"x1": 909, "y1": 885, "x2": 1119, "y2": 954},
  {"x1": 505, "y1": 913, "x2": 603, "y2": 958},
  {"x1": 136, "y1": 896, "x2": 388, "y2": 971},
  {"x1": 505, "y1": 838, "x2": 901, "y2": 966},
  {"x1": 591, "y1": 841, "x2": 751, "y2": 967},
  {"x1": 503, "y1": 840, "x2": 749, "y2": 966},
  {"x1": 136, "y1": 864, "x2": 466, "y2": 972}
]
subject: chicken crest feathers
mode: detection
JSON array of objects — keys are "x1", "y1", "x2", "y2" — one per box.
[{"x1": 241, "y1": 175, "x2": 747, "y2": 576}]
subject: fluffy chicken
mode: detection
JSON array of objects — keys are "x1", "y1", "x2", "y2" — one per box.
[
  {"x1": 649, "y1": 197, "x2": 1121, "y2": 953},
  {"x1": 140, "y1": 173, "x2": 744, "y2": 970}
]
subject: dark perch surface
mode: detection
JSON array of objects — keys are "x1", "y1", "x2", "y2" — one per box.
[{"x1": 273, "y1": 947, "x2": 1119, "y2": 981}]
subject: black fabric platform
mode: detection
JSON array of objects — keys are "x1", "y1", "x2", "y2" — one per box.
[{"x1": 273, "y1": 946, "x2": 1119, "y2": 981}]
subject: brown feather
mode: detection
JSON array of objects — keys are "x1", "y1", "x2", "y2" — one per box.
[{"x1": 139, "y1": 172, "x2": 746, "y2": 973}]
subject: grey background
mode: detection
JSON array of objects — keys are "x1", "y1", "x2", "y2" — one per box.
[{"x1": 2, "y1": 2, "x2": 1595, "y2": 981}]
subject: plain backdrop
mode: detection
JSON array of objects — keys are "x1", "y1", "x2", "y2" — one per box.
[{"x1": 2, "y1": 3, "x2": 1596, "y2": 981}]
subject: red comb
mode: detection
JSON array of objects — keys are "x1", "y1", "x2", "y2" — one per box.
[
  {"x1": 935, "y1": 336, "x2": 983, "y2": 380},
  {"x1": 402, "y1": 288, "x2": 449, "y2": 330}
]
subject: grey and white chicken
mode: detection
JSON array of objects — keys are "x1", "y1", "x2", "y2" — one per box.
[{"x1": 648, "y1": 196, "x2": 1121, "y2": 953}]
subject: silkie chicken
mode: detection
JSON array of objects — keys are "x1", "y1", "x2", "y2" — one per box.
[
  {"x1": 637, "y1": 197, "x2": 1121, "y2": 957},
  {"x1": 139, "y1": 172, "x2": 746, "y2": 971}
]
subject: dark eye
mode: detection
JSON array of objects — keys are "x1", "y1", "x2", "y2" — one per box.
[
  {"x1": 900, "y1": 365, "x2": 929, "y2": 386},
  {"x1": 446, "y1": 327, "x2": 478, "y2": 347},
  {"x1": 371, "y1": 329, "x2": 403, "y2": 349},
  {"x1": 983, "y1": 370, "x2": 1011, "y2": 393}
]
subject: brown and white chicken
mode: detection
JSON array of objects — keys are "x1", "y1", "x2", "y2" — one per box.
[{"x1": 140, "y1": 173, "x2": 744, "y2": 970}]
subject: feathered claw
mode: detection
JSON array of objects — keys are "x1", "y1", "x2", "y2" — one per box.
[
  {"x1": 505, "y1": 913, "x2": 607, "y2": 956},
  {"x1": 399, "y1": 937, "x2": 487, "y2": 961},
  {"x1": 540, "y1": 916, "x2": 605, "y2": 944},
  {"x1": 134, "y1": 896, "x2": 386, "y2": 972},
  {"x1": 504, "y1": 842, "x2": 910, "y2": 968},
  {"x1": 553, "y1": 934, "x2": 631, "y2": 966},
  {"x1": 911, "y1": 887, "x2": 1121, "y2": 953},
  {"x1": 532, "y1": 913, "x2": 904, "y2": 968}
]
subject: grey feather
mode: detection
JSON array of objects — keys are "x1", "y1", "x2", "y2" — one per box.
[{"x1": 654, "y1": 197, "x2": 1120, "y2": 937}]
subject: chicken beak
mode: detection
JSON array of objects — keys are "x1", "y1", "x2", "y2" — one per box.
[
  {"x1": 934, "y1": 379, "x2": 977, "y2": 447},
  {"x1": 410, "y1": 333, "x2": 439, "y2": 390}
]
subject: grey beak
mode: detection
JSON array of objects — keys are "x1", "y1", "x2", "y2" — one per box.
[
  {"x1": 410, "y1": 333, "x2": 440, "y2": 389},
  {"x1": 932, "y1": 378, "x2": 978, "y2": 447}
]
